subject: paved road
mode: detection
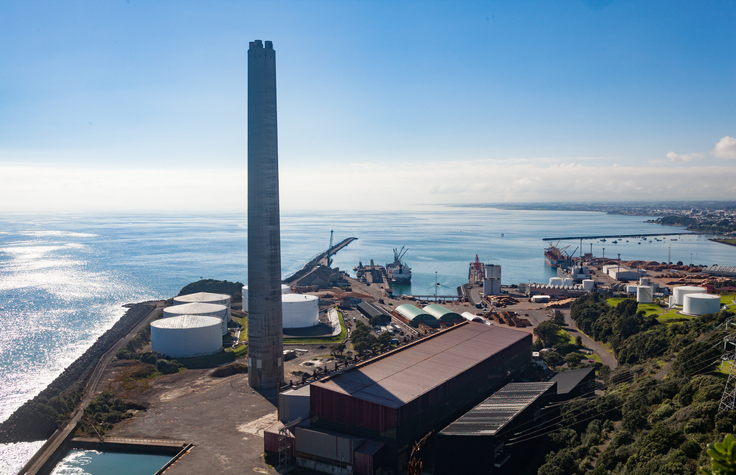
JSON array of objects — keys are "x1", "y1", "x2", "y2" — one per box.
[{"x1": 564, "y1": 311, "x2": 618, "y2": 369}]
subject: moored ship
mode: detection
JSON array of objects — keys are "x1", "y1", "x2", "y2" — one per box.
[
  {"x1": 386, "y1": 247, "x2": 411, "y2": 284},
  {"x1": 544, "y1": 243, "x2": 573, "y2": 268}
]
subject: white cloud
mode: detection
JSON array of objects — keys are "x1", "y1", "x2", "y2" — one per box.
[
  {"x1": 666, "y1": 151, "x2": 705, "y2": 163},
  {"x1": 712, "y1": 136, "x2": 736, "y2": 159}
]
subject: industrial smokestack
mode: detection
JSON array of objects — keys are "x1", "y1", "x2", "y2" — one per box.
[{"x1": 247, "y1": 39, "x2": 284, "y2": 389}]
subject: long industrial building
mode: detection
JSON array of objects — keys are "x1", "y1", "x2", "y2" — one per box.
[{"x1": 265, "y1": 321, "x2": 532, "y2": 473}]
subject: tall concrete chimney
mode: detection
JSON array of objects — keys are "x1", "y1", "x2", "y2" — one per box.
[{"x1": 247, "y1": 39, "x2": 283, "y2": 389}]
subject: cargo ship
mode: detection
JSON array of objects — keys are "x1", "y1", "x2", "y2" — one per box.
[
  {"x1": 544, "y1": 243, "x2": 572, "y2": 268},
  {"x1": 386, "y1": 247, "x2": 411, "y2": 284}
]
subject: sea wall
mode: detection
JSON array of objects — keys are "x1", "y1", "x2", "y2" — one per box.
[{"x1": 0, "y1": 303, "x2": 155, "y2": 443}]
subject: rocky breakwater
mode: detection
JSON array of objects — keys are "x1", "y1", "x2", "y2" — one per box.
[{"x1": 0, "y1": 302, "x2": 157, "y2": 443}]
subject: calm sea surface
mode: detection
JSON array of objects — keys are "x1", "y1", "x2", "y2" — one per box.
[{"x1": 1, "y1": 208, "x2": 734, "y2": 474}]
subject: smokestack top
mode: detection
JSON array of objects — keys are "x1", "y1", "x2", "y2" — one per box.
[{"x1": 249, "y1": 40, "x2": 274, "y2": 50}]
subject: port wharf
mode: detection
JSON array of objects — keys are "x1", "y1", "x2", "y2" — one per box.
[
  {"x1": 542, "y1": 232, "x2": 695, "y2": 241},
  {"x1": 283, "y1": 236, "x2": 357, "y2": 284}
]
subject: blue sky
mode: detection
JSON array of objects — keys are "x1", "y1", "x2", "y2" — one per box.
[{"x1": 1, "y1": 0, "x2": 734, "y2": 211}]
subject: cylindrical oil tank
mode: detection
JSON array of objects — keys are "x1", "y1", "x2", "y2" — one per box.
[
  {"x1": 637, "y1": 286, "x2": 653, "y2": 303},
  {"x1": 683, "y1": 294, "x2": 721, "y2": 316},
  {"x1": 639, "y1": 277, "x2": 651, "y2": 286},
  {"x1": 549, "y1": 277, "x2": 563, "y2": 286},
  {"x1": 626, "y1": 285, "x2": 638, "y2": 294},
  {"x1": 673, "y1": 286, "x2": 706, "y2": 306},
  {"x1": 164, "y1": 302, "x2": 228, "y2": 335},
  {"x1": 151, "y1": 315, "x2": 222, "y2": 358},
  {"x1": 582, "y1": 279, "x2": 595, "y2": 291},
  {"x1": 242, "y1": 284, "x2": 291, "y2": 312},
  {"x1": 174, "y1": 292, "x2": 231, "y2": 324},
  {"x1": 282, "y1": 294, "x2": 319, "y2": 328},
  {"x1": 563, "y1": 278, "x2": 574, "y2": 287}
]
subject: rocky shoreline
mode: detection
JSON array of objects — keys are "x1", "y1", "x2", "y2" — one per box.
[{"x1": 0, "y1": 302, "x2": 157, "y2": 444}]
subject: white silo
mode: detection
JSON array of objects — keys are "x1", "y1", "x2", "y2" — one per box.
[
  {"x1": 626, "y1": 285, "x2": 638, "y2": 294},
  {"x1": 673, "y1": 286, "x2": 706, "y2": 306},
  {"x1": 174, "y1": 292, "x2": 231, "y2": 325},
  {"x1": 639, "y1": 277, "x2": 651, "y2": 286},
  {"x1": 683, "y1": 294, "x2": 721, "y2": 316},
  {"x1": 151, "y1": 315, "x2": 222, "y2": 358},
  {"x1": 281, "y1": 294, "x2": 319, "y2": 328},
  {"x1": 637, "y1": 286, "x2": 653, "y2": 304},
  {"x1": 582, "y1": 279, "x2": 595, "y2": 291},
  {"x1": 242, "y1": 284, "x2": 291, "y2": 312},
  {"x1": 549, "y1": 277, "x2": 563, "y2": 286},
  {"x1": 164, "y1": 302, "x2": 228, "y2": 335}
]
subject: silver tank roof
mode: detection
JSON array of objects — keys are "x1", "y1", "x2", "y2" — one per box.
[{"x1": 152, "y1": 315, "x2": 222, "y2": 329}]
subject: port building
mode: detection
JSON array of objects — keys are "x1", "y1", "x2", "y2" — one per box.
[
  {"x1": 266, "y1": 322, "x2": 532, "y2": 473},
  {"x1": 423, "y1": 304, "x2": 463, "y2": 324},
  {"x1": 151, "y1": 315, "x2": 222, "y2": 358},
  {"x1": 435, "y1": 382, "x2": 556, "y2": 474},
  {"x1": 394, "y1": 304, "x2": 437, "y2": 327},
  {"x1": 356, "y1": 302, "x2": 392, "y2": 326},
  {"x1": 163, "y1": 302, "x2": 228, "y2": 335}
]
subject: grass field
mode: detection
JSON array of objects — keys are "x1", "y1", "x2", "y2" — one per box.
[
  {"x1": 721, "y1": 294, "x2": 736, "y2": 306},
  {"x1": 606, "y1": 297, "x2": 702, "y2": 323}
]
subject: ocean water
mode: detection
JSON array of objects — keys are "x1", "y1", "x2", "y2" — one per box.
[
  {"x1": 50, "y1": 450, "x2": 171, "y2": 475},
  {"x1": 0, "y1": 208, "x2": 734, "y2": 474}
]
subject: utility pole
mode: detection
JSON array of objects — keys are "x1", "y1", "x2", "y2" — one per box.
[{"x1": 602, "y1": 248, "x2": 605, "y2": 260}]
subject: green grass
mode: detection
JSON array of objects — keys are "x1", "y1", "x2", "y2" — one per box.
[
  {"x1": 656, "y1": 308, "x2": 695, "y2": 322},
  {"x1": 231, "y1": 315, "x2": 248, "y2": 342},
  {"x1": 283, "y1": 308, "x2": 348, "y2": 346},
  {"x1": 721, "y1": 293, "x2": 736, "y2": 306},
  {"x1": 558, "y1": 328, "x2": 576, "y2": 345},
  {"x1": 716, "y1": 360, "x2": 733, "y2": 376}
]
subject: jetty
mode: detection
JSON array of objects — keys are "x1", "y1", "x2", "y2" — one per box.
[
  {"x1": 542, "y1": 232, "x2": 695, "y2": 241},
  {"x1": 283, "y1": 237, "x2": 357, "y2": 284}
]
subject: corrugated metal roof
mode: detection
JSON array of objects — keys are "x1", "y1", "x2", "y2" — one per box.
[
  {"x1": 549, "y1": 367, "x2": 595, "y2": 395},
  {"x1": 440, "y1": 382, "x2": 555, "y2": 436},
  {"x1": 151, "y1": 315, "x2": 222, "y2": 329},
  {"x1": 313, "y1": 323, "x2": 530, "y2": 409},
  {"x1": 395, "y1": 304, "x2": 435, "y2": 321},
  {"x1": 423, "y1": 304, "x2": 462, "y2": 321}
]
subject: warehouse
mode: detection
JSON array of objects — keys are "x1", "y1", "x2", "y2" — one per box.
[
  {"x1": 394, "y1": 304, "x2": 438, "y2": 327},
  {"x1": 423, "y1": 304, "x2": 463, "y2": 325},
  {"x1": 163, "y1": 302, "x2": 229, "y2": 335},
  {"x1": 151, "y1": 315, "x2": 222, "y2": 358},
  {"x1": 357, "y1": 302, "x2": 391, "y2": 326},
  {"x1": 435, "y1": 382, "x2": 557, "y2": 475},
  {"x1": 301, "y1": 322, "x2": 532, "y2": 472},
  {"x1": 548, "y1": 367, "x2": 596, "y2": 402}
]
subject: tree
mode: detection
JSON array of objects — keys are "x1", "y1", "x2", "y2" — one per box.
[
  {"x1": 575, "y1": 335, "x2": 583, "y2": 347},
  {"x1": 534, "y1": 321, "x2": 562, "y2": 348},
  {"x1": 671, "y1": 341, "x2": 721, "y2": 378},
  {"x1": 378, "y1": 332, "x2": 393, "y2": 345},
  {"x1": 552, "y1": 311, "x2": 566, "y2": 326}
]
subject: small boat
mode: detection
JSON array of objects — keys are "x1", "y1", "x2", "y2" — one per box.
[{"x1": 612, "y1": 240, "x2": 618, "y2": 244}]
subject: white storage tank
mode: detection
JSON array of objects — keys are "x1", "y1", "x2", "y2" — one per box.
[
  {"x1": 582, "y1": 279, "x2": 595, "y2": 291},
  {"x1": 637, "y1": 286, "x2": 653, "y2": 304},
  {"x1": 242, "y1": 284, "x2": 291, "y2": 312},
  {"x1": 164, "y1": 302, "x2": 228, "y2": 335},
  {"x1": 673, "y1": 286, "x2": 706, "y2": 306},
  {"x1": 563, "y1": 278, "x2": 574, "y2": 287},
  {"x1": 531, "y1": 295, "x2": 551, "y2": 303},
  {"x1": 683, "y1": 294, "x2": 721, "y2": 316},
  {"x1": 639, "y1": 277, "x2": 651, "y2": 286},
  {"x1": 626, "y1": 285, "x2": 638, "y2": 294},
  {"x1": 151, "y1": 315, "x2": 222, "y2": 358},
  {"x1": 282, "y1": 294, "x2": 319, "y2": 328},
  {"x1": 174, "y1": 292, "x2": 231, "y2": 324},
  {"x1": 549, "y1": 277, "x2": 563, "y2": 286}
]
